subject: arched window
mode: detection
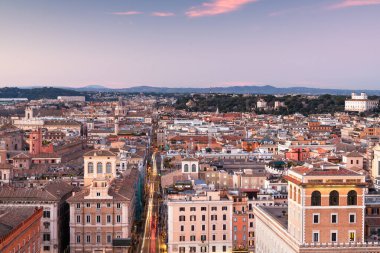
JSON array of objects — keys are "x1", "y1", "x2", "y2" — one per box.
[
  {"x1": 191, "y1": 164, "x2": 197, "y2": 172},
  {"x1": 88, "y1": 162, "x2": 94, "y2": 173},
  {"x1": 329, "y1": 190, "x2": 339, "y2": 206},
  {"x1": 97, "y1": 162, "x2": 103, "y2": 174},
  {"x1": 184, "y1": 164, "x2": 189, "y2": 172},
  {"x1": 311, "y1": 191, "x2": 321, "y2": 206},
  {"x1": 347, "y1": 190, "x2": 357, "y2": 205},
  {"x1": 106, "y1": 162, "x2": 112, "y2": 173}
]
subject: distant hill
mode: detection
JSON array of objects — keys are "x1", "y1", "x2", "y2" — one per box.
[
  {"x1": 0, "y1": 87, "x2": 86, "y2": 100},
  {"x1": 64, "y1": 84, "x2": 380, "y2": 95},
  {"x1": 4, "y1": 84, "x2": 380, "y2": 96}
]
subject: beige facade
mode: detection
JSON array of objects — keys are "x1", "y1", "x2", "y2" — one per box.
[
  {"x1": 253, "y1": 165, "x2": 377, "y2": 253},
  {"x1": 167, "y1": 190, "x2": 233, "y2": 253},
  {"x1": 68, "y1": 149, "x2": 137, "y2": 253}
]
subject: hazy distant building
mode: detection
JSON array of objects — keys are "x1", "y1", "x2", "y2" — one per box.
[
  {"x1": 57, "y1": 96, "x2": 86, "y2": 102},
  {"x1": 345, "y1": 92, "x2": 378, "y2": 112}
]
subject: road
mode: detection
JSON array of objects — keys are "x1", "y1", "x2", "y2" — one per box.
[{"x1": 140, "y1": 152, "x2": 161, "y2": 253}]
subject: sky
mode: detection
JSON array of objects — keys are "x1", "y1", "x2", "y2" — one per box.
[{"x1": 0, "y1": 0, "x2": 380, "y2": 89}]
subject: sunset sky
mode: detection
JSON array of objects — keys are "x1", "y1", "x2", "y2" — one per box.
[{"x1": 1, "y1": 0, "x2": 380, "y2": 89}]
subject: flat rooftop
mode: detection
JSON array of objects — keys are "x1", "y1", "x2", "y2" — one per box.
[{"x1": 262, "y1": 206, "x2": 288, "y2": 229}]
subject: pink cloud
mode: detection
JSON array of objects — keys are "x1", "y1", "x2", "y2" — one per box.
[
  {"x1": 186, "y1": 0, "x2": 258, "y2": 17},
  {"x1": 329, "y1": 0, "x2": 380, "y2": 9},
  {"x1": 152, "y1": 12, "x2": 175, "y2": 17},
  {"x1": 112, "y1": 11, "x2": 143, "y2": 16}
]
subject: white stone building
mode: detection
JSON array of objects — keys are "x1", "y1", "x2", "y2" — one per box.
[{"x1": 345, "y1": 92, "x2": 378, "y2": 112}]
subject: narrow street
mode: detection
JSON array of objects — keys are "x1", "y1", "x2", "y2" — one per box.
[{"x1": 140, "y1": 152, "x2": 162, "y2": 253}]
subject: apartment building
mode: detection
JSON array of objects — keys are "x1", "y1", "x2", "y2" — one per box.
[
  {"x1": 0, "y1": 181, "x2": 74, "y2": 253},
  {"x1": 253, "y1": 164, "x2": 376, "y2": 253},
  {"x1": 0, "y1": 207, "x2": 43, "y2": 253},
  {"x1": 68, "y1": 149, "x2": 138, "y2": 253},
  {"x1": 167, "y1": 190, "x2": 233, "y2": 253}
]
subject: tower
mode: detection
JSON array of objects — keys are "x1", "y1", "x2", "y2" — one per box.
[
  {"x1": 25, "y1": 106, "x2": 33, "y2": 120},
  {"x1": 83, "y1": 150, "x2": 117, "y2": 187},
  {"x1": 114, "y1": 118, "x2": 119, "y2": 135},
  {"x1": 29, "y1": 129, "x2": 42, "y2": 155},
  {"x1": 285, "y1": 164, "x2": 366, "y2": 244}
]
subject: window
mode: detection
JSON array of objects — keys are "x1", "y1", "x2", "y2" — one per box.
[
  {"x1": 86, "y1": 235, "x2": 91, "y2": 243},
  {"x1": 106, "y1": 162, "x2": 112, "y2": 173},
  {"x1": 192, "y1": 164, "x2": 197, "y2": 172},
  {"x1": 76, "y1": 203, "x2": 81, "y2": 209},
  {"x1": 107, "y1": 203, "x2": 111, "y2": 208},
  {"x1": 201, "y1": 207, "x2": 207, "y2": 211},
  {"x1": 347, "y1": 190, "x2": 357, "y2": 205},
  {"x1": 201, "y1": 235, "x2": 206, "y2": 241},
  {"x1": 202, "y1": 225, "x2": 205, "y2": 231},
  {"x1": 179, "y1": 247, "x2": 185, "y2": 253},
  {"x1": 190, "y1": 215, "x2": 196, "y2": 221},
  {"x1": 179, "y1": 207, "x2": 185, "y2": 212},
  {"x1": 223, "y1": 234, "x2": 227, "y2": 240},
  {"x1": 190, "y1": 235, "x2": 196, "y2": 241},
  {"x1": 222, "y1": 206, "x2": 227, "y2": 211},
  {"x1": 88, "y1": 162, "x2": 94, "y2": 173},
  {"x1": 76, "y1": 235, "x2": 81, "y2": 243},
  {"x1": 223, "y1": 246, "x2": 227, "y2": 252},
  {"x1": 349, "y1": 231, "x2": 356, "y2": 242},
  {"x1": 97, "y1": 162, "x2": 103, "y2": 173},
  {"x1": 190, "y1": 247, "x2": 196, "y2": 253},
  {"x1": 190, "y1": 207, "x2": 196, "y2": 211},
  {"x1": 43, "y1": 246, "x2": 50, "y2": 251},
  {"x1": 107, "y1": 215, "x2": 111, "y2": 223},
  {"x1": 349, "y1": 213, "x2": 356, "y2": 223},
  {"x1": 202, "y1": 215, "x2": 206, "y2": 221},
  {"x1": 331, "y1": 231, "x2": 337, "y2": 242},
  {"x1": 212, "y1": 234, "x2": 216, "y2": 240},
  {"x1": 313, "y1": 214, "x2": 319, "y2": 224},
  {"x1": 96, "y1": 215, "x2": 101, "y2": 223},
  {"x1": 117, "y1": 203, "x2": 121, "y2": 209},
  {"x1": 223, "y1": 214, "x2": 226, "y2": 220},
  {"x1": 184, "y1": 164, "x2": 189, "y2": 172},
  {"x1": 312, "y1": 232, "x2": 319, "y2": 243},
  {"x1": 97, "y1": 203, "x2": 101, "y2": 209},
  {"x1": 331, "y1": 214, "x2": 337, "y2": 224},
  {"x1": 96, "y1": 234, "x2": 101, "y2": 244},
  {"x1": 86, "y1": 215, "x2": 91, "y2": 223},
  {"x1": 107, "y1": 234, "x2": 112, "y2": 244},
  {"x1": 211, "y1": 207, "x2": 217, "y2": 211},
  {"x1": 211, "y1": 215, "x2": 217, "y2": 220},
  {"x1": 86, "y1": 203, "x2": 91, "y2": 208},
  {"x1": 180, "y1": 225, "x2": 184, "y2": 231},
  {"x1": 212, "y1": 224, "x2": 216, "y2": 230},
  {"x1": 191, "y1": 225, "x2": 195, "y2": 231},
  {"x1": 76, "y1": 215, "x2": 81, "y2": 223},
  {"x1": 116, "y1": 215, "x2": 121, "y2": 223},
  {"x1": 223, "y1": 224, "x2": 226, "y2": 230},
  {"x1": 179, "y1": 215, "x2": 185, "y2": 221},
  {"x1": 329, "y1": 190, "x2": 339, "y2": 206},
  {"x1": 179, "y1": 236, "x2": 185, "y2": 241},
  {"x1": 311, "y1": 191, "x2": 321, "y2": 206},
  {"x1": 43, "y1": 211, "x2": 50, "y2": 218},
  {"x1": 43, "y1": 234, "x2": 50, "y2": 242},
  {"x1": 212, "y1": 246, "x2": 216, "y2": 252}
]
